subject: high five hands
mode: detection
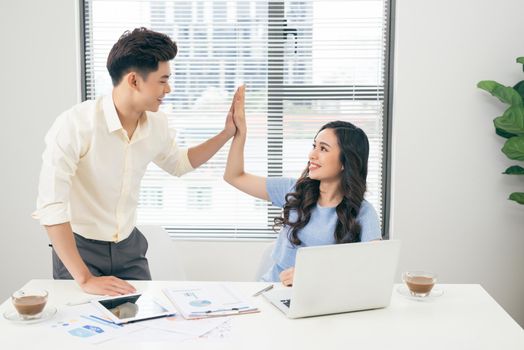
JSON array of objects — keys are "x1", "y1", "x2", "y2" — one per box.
[{"x1": 224, "y1": 85, "x2": 246, "y2": 138}]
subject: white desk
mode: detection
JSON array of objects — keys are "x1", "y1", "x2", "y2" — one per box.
[{"x1": 1, "y1": 280, "x2": 523, "y2": 350}]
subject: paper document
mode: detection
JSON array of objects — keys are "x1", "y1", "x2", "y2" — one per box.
[
  {"x1": 144, "y1": 314, "x2": 230, "y2": 336},
  {"x1": 106, "y1": 327, "x2": 194, "y2": 344},
  {"x1": 49, "y1": 304, "x2": 142, "y2": 344},
  {"x1": 163, "y1": 284, "x2": 259, "y2": 319}
]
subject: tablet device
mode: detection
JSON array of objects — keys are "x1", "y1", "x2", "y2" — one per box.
[{"x1": 91, "y1": 292, "x2": 175, "y2": 324}]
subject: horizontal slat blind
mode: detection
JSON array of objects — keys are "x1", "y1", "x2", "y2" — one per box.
[{"x1": 83, "y1": 0, "x2": 388, "y2": 239}]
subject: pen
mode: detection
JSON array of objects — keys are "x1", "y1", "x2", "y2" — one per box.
[
  {"x1": 190, "y1": 306, "x2": 251, "y2": 315},
  {"x1": 252, "y1": 284, "x2": 274, "y2": 297},
  {"x1": 66, "y1": 298, "x2": 95, "y2": 306},
  {"x1": 83, "y1": 314, "x2": 121, "y2": 328},
  {"x1": 66, "y1": 294, "x2": 113, "y2": 306}
]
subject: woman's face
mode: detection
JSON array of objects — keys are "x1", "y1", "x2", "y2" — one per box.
[{"x1": 308, "y1": 128, "x2": 343, "y2": 182}]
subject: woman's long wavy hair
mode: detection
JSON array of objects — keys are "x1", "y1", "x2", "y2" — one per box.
[{"x1": 274, "y1": 121, "x2": 369, "y2": 245}]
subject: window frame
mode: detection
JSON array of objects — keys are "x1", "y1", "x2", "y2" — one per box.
[{"x1": 79, "y1": 0, "x2": 394, "y2": 240}]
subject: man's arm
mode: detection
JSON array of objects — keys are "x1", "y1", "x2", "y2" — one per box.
[
  {"x1": 46, "y1": 223, "x2": 136, "y2": 296},
  {"x1": 34, "y1": 112, "x2": 134, "y2": 296},
  {"x1": 187, "y1": 130, "x2": 232, "y2": 169},
  {"x1": 46, "y1": 223, "x2": 90, "y2": 283}
]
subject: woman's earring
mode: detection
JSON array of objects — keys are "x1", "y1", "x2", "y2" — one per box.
[{"x1": 341, "y1": 166, "x2": 344, "y2": 171}]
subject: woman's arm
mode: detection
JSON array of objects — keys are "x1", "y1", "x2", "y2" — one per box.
[{"x1": 223, "y1": 86, "x2": 269, "y2": 201}]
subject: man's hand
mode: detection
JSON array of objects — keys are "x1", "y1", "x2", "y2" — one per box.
[
  {"x1": 187, "y1": 86, "x2": 245, "y2": 168},
  {"x1": 279, "y1": 267, "x2": 295, "y2": 287},
  {"x1": 80, "y1": 275, "x2": 136, "y2": 296},
  {"x1": 223, "y1": 88, "x2": 240, "y2": 138},
  {"x1": 233, "y1": 85, "x2": 246, "y2": 136}
]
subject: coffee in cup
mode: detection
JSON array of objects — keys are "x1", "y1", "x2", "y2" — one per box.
[
  {"x1": 11, "y1": 289, "x2": 48, "y2": 320},
  {"x1": 402, "y1": 271, "x2": 436, "y2": 297}
]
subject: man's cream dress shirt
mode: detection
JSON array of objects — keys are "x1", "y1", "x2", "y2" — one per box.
[{"x1": 32, "y1": 95, "x2": 193, "y2": 242}]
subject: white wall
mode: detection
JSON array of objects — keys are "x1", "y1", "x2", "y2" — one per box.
[
  {"x1": 0, "y1": 0, "x2": 522, "y2": 328},
  {"x1": 0, "y1": 0, "x2": 80, "y2": 295},
  {"x1": 391, "y1": 0, "x2": 524, "y2": 326}
]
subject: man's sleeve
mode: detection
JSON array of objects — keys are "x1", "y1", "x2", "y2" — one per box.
[
  {"x1": 153, "y1": 127, "x2": 194, "y2": 177},
  {"x1": 32, "y1": 112, "x2": 82, "y2": 225}
]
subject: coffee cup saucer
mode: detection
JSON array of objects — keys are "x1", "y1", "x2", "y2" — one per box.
[
  {"x1": 396, "y1": 285, "x2": 443, "y2": 301},
  {"x1": 3, "y1": 305, "x2": 57, "y2": 324}
]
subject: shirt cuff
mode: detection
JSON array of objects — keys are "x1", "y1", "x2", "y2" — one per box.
[
  {"x1": 174, "y1": 148, "x2": 195, "y2": 176},
  {"x1": 32, "y1": 204, "x2": 70, "y2": 226}
]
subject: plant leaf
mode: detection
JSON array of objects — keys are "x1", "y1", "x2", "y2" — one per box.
[
  {"x1": 493, "y1": 106, "x2": 524, "y2": 136},
  {"x1": 496, "y1": 127, "x2": 517, "y2": 139},
  {"x1": 513, "y1": 80, "x2": 524, "y2": 100},
  {"x1": 478, "y1": 80, "x2": 523, "y2": 106},
  {"x1": 503, "y1": 165, "x2": 524, "y2": 175},
  {"x1": 502, "y1": 136, "x2": 524, "y2": 160},
  {"x1": 517, "y1": 57, "x2": 524, "y2": 72},
  {"x1": 509, "y1": 192, "x2": 524, "y2": 204}
]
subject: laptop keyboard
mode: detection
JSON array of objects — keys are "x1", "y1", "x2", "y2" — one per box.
[{"x1": 280, "y1": 299, "x2": 291, "y2": 308}]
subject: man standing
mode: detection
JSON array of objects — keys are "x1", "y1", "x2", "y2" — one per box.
[{"x1": 33, "y1": 28, "x2": 238, "y2": 296}]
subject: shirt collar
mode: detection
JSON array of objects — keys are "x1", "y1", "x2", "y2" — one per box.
[
  {"x1": 102, "y1": 95, "x2": 151, "y2": 141},
  {"x1": 102, "y1": 94, "x2": 123, "y2": 133},
  {"x1": 132, "y1": 113, "x2": 151, "y2": 143}
]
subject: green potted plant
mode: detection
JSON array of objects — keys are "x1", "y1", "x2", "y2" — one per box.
[{"x1": 477, "y1": 57, "x2": 524, "y2": 204}]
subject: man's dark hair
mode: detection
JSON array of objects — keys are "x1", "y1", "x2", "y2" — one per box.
[{"x1": 106, "y1": 27, "x2": 178, "y2": 86}]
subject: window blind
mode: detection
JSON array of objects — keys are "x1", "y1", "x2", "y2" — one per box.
[{"x1": 83, "y1": 0, "x2": 390, "y2": 239}]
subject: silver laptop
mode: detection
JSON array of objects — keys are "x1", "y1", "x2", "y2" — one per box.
[{"x1": 263, "y1": 239, "x2": 401, "y2": 318}]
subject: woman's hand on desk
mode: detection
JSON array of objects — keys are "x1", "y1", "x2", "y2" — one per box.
[
  {"x1": 279, "y1": 267, "x2": 295, "y2": 287},
  {"x1": 80, "y1": 275, "x2": 136, "y2": 296}
]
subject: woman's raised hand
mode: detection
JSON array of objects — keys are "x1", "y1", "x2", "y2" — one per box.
[{"x1": 233, "y1": 85, "x2": 246, "y2": 135}]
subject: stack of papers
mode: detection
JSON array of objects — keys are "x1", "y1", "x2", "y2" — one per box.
[
  {"x1": 48, "y1": 304, "x2": 143, "y2": 345},
  {"x1": 49, "y1": 303, "x2": 232, "y2": 345},
  {"x1": 163, "y1": 284, "x2": 259, "y2": 319}
]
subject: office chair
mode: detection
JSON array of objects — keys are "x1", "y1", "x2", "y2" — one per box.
[
  {"x1": 137, "y1": 225, "x2": 186, "y2": 280},
  {"x1": 254, "y1": 241, "x2": 275, "y2": 281}
]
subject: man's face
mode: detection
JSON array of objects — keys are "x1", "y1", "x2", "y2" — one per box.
[{"x1": 134, "y1": 61, "x2": 172, "y2": 112}]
